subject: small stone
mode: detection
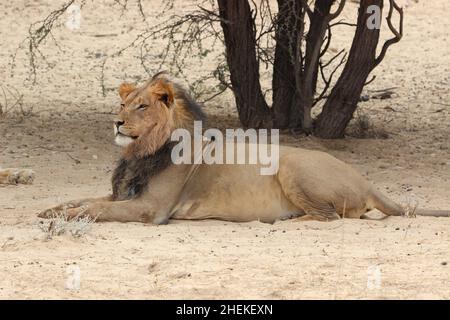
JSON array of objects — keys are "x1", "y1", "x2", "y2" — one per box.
[
  {"x1": 147, "y1": 262, "x2": 158, "y2": 273},
  {"x1": 360, "y1": 94, "x2": 370, "y2": 102}
]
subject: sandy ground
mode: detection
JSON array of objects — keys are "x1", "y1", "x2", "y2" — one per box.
[{"x1": 0, "y1": 0, "x2": 449, "y2": 299}]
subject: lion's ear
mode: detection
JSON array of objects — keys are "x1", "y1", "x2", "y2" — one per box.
[
  {"x1": 151, "y1": 79, "x2": 175, "y2": 108},
  {"x1": 119, "y1": 83, "x2": 136, "y2": 100}
]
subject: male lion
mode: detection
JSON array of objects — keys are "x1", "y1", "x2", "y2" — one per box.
[{"x1": 39, "y1": 73, "x2": 449, "y2": 223}]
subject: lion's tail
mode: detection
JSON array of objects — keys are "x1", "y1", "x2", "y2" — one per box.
[
  {"x1": 414, "y1": 208, "x2": 450, "y2": 217},
  {"x1": 370, "y1": 190, "x2": 450, "y2": 217}
]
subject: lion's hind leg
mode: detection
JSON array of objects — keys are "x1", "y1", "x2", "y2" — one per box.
[
  {"x1": 294, "y1": 199, "x2": 340, "y2": 222},
  {"x1": 279, "y1": 182, "x2": 340, "y2": 222},
  {"x1": 277, "y1": 154, "x2": 368, "y2": 221},
  {"x1": 277, "y1": 164, "x2": 342, "y2": 222}
]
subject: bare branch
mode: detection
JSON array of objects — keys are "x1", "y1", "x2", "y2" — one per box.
[
  {"x1": 374, "y1": 0, "x2": 403, "y2": 68},
  {"x1": 198, "y1": 5, "x2": 224, "y2": 20},
  {"x1": 364, "y1": 75, "x2": 376, "y2": 86},
  {"x1": 300, "y1": 0, "x2": 313, "y2": 19},
  {"x1": 321, "y1": 48, "x2": 345, "y2": 68},
  {"x1": 320, "y1": 25, "x2": 332, "y2": 58},
  {"x1": 0, "y1": 85, "x2": 25, "y2": 116},
  {"x1": 23, "y1": 0, "x2": 77, "y2": 83},
  {"x1": 137, "y1": 0, "x2": 147, "y2": 22},
  {"x1": 200, "y1": 85, "x2": 228, "y2": 103},
  {"x1": 314, "y1": 51, "x2": 347, "y2": 106},
  {"x1": 329, "y1": 0, "x2": 347, "y2": 21},
  {"x1": 330, "y1": 19, "x2": 357, "y2": 28}
]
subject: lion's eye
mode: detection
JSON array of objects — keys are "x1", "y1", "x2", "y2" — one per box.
[
  {"x1": 137, "y1": 104, "x2": 148, "y2": 110},
  {"x1": 120, "y1": 103, "x2": 125, "y2": 109}
]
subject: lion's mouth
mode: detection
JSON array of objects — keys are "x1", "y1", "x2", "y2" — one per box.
[
  {"x1": 114, "y1": 132, "x2": 136, "y2": 147},
  {"x1": 117, "y1": 132, "x2": 138, "y2": 140}
]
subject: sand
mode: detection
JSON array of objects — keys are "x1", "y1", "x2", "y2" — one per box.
[{"x1": 0, "y1": 0, "x2": 449, "y2": 299}]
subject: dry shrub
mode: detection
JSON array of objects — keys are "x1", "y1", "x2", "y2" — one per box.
[
  {"x1": 37, "y1": 207, "x2": 96, "y2": 239},
  {"x1": 0, "y1": 85, "x2": 33, "y2": 118},
  {"x1": 348, "y1": 109, "x2": 390, "y2": 139}
]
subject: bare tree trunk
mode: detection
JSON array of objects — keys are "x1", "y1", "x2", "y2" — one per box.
[
  {"x1": 217, "y1": 0, "x2": 272, "y2": 128},
  {"x1": 272, "y1": 0, "x2": 302, "y2": 129},
  {"x1": 304, "y1": 0, "x2": 334, "y2": 96},
  {"x1": 297, "y1": 0, "x2": 335, "y2": 133},
  {"x1": 272, "y1": 0, "x2": 336, "y2": 133},
  {"x1": 315, "y1": 0, "x2": 383, "y2": 138}
]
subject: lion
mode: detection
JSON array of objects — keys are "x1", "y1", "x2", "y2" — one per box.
[
  {"x1": 39, "y1": 73, "x2": 450, "y2": 223},
  {"x1": 0, "y1": 168, "x2": 34, "y2": 185}
]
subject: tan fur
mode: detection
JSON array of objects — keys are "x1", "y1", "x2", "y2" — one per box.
[
  {"x1": 115, "y1": 76, "x2": 196, "y2": 160},
  {"x1": 0, "y1": 168, "x2": 34, "y2": 185},
  {"x1": 39, "y1": 76, "x2": 450, "y2": 223}
]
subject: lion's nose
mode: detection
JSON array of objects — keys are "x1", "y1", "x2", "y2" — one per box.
[{"x1": 114, "y1": 120, "x2": 124, "y2": 129}]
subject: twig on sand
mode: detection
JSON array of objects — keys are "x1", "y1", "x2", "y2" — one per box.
[
  {"x1": 93, "y1": 33, "x2": 118, "y2": 37},
  {"x1": 431, "y1": 101, "x2": 450, "y2": 107},
  {"x1": 1, "y1": 237, "x2": 14, "y2": 249},
  {"x1": 370, "y1": 88, "x2": 397, "y2": 100},
  {"x1": 33, "y1": 145, "x2": 81, "y2": 164},
  {"x1": 369, "y1": 86, "x2": 399, "y2": 93},
  {"x1": 33, "y1": 145, "x2": 72, "y2": 152},
  {"x1": 65, "y1": 152, "x2": 81, "y2": 164}
]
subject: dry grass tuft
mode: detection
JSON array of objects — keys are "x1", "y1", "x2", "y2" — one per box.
[
  {"x1": 0, "y1": 85, "x2": 32, "y2": 118},
  {"x1": 348, "y1": 110, "x2": 390, "y2": 139},
  {"x1": 402, "y1": 197, "x2": 419, "y2": 218},
  {"x1": 37, "y1": 207, "x2": 96, "y2": 239}
]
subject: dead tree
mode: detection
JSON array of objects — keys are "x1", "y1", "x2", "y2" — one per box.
[
  {"x1": 221, "y1": 0, "x2": 346, "y2": 133},
  {"x1": 218, "y1": 0, "x2": 402, "y2": 136}
]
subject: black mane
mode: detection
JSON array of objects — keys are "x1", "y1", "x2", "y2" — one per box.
[
  {"x1": 173, "y1": 82, "x2": 206, "y2": 122},
  {"x1": 112, "y1": 142, "x2": 176, "y2": 201},
  {"x1": 151, "y1": 72, "x2": 206, "y2": 122}
]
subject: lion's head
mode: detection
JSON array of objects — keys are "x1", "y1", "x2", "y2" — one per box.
[{"x1": 114, "y1": 73, "x2": 205, "y2": 159}]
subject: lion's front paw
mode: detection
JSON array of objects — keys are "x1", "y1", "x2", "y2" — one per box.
[
  {"x1": 65, "y1": 207, "x2": 90, "y2": 219},
  {"x1": 38, "y1": 201, "x2": 83, "y2": 219},
  {"x1": 37, "y1": 208, "x2": 58, "y2": 219},
  {"x1": 37, "y1": 206, "x2": 69, "y2": 219},
  {"x1": 38, "y1": 205, "x2": 88, "y2": 220}
]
